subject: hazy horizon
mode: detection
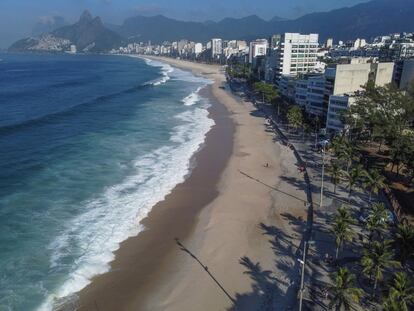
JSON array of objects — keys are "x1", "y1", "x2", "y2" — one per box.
[{"x1": 0, "y1": 0, "x2": 371, "y2": 49}]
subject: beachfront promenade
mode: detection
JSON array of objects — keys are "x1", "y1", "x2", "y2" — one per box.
[{"x1": 249, "y1": 94, "x2": 388, "y2": 310}]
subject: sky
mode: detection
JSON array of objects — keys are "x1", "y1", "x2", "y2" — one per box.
[{"x1": 0, "y1": 0, "x2": 370, "y2": 48}]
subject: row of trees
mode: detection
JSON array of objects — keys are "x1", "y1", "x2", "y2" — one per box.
[
  {"x1": 328, "y1": 135, "x2": 387, "y2": 200},
  {"x1": 342, "y1": 83, "x2": 414, "y2": 184},
  {"x1": 329, "y1": 203, "x2": 414, "y2": 310},
  {"x1": 253, "y1": 81, "x2": 279, "y2": 105},
  {"x1": 330, "y1": 268, "x2": 414, "y2": 311},
  {"x1": 326, "y1": 131, "x2": 414, "y2": 310},
  {"x1": 226, "y1": 63, "x2": 252, "y2": 80}
]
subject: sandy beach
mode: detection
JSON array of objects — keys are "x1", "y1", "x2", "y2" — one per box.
[{"x1": 77, "y1": 57, "x2": 309, "y2": 311}]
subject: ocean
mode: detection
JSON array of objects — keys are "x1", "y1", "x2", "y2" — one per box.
[{"x1": 0, "y1": 53, "x2": 213, "y2": 311}]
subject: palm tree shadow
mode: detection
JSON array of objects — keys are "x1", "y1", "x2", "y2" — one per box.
[
  {"x1": 227, "y1": 256, "x2": 282, "y2": 311},
  {"x1": 175, "y1": 239, "x2": 236, "y2": 304}
]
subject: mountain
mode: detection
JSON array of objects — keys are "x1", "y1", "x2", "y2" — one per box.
[
  {"x1": 208, "y1": 15, "x2": 270, "y2": 39},
  {"x1": 115, "y1": 0, "x2": 414, "y2": 43},
  {"x1": 32, "y1": 16, "x2": 67, "y2": 36},
  {"x1": 120, "y1": 15, "x2": 211, "y2": 42},
  {"x1": 268, "y1": 0, "x2": 414, "y2": 41},
  {"x1": 8, "y1": 0, "x2": 414, "y2": 52},
  {"x1": 52, "y1": 11, "x2": 124, "y2": 51},
  {"x1": 9, "y1": 11, "x2": 124, "y2": 53},
  {"x1": 118, "y1": 14, "x2": 271, "y2": 42},
  {"x1": 269, "y1": 16, "x2": 286, "y2": 22}
]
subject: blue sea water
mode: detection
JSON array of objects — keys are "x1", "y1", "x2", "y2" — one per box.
[{"x1": 0, "y1": 53, "x2": 213, "y2": 311}]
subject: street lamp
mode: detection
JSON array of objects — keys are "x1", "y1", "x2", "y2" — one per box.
[
  {"x1": 320, "y1": 145, "x2": 326, "y2": 209},
  {"x1": 298, "y1": 240, "x2": 315, "y2": 311}
]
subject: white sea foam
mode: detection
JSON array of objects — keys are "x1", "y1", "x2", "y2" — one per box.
[
  {"x1": 142, "y1": 57, "x2": 174, "y2": 86},
  {"x1": 171, "y1": 68, "x2": 214, "y2": 84},
  {"x1": 182, "y1": 86, "x2": 202, "y2": 106},
  {"x1": 37, "y1": 66, "x2": 214, "y2": 311}
]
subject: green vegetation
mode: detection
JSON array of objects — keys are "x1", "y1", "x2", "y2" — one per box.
[
  {"x1": 286, "y1": 106, "x2": 303, "y2": 131},
  {"x1": 329, "y1": 160, "x2": 343, "y2": 194},
  {"x1": 361, "y1": 240, "x2": 401, "y2": 295},
  {"x1": 328, "y1": 267, "x2": 364, "y2": 311},
  {"x1": 342, "y1": 164, "x2": 366, "y2": 199},
  {"x1": 226, "y1": 64, "x2": 252, "y2": 81},
  {"x1": 394, "y1": 221, "x2": 414, "y2": 267},
  {"x1": 342, "y1": 83, "x2": 414, "y2": 184},
  {"x1": 331, "y1": 207, "x2": 356, "y2": 259},
  {"x1": 366, "y1": 203, "x2": 389, "y2": 241},
  {"x1": 253, "y1": 81, "x2": 279, "y2": 105},
  {"x1": 363, "y1": 169, "x2": 387, "y2": 202},
  {"x1": 383, "y1": 272, "x2": 414, "y2": 311}
]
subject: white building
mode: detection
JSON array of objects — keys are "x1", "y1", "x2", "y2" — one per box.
[
  {"x1": 249, "y1": 39, "x2": 268, "y2": 64},
  {"x1": 223, "y1": 40, "x2": 248, "y2": 59},
  {"x1": 353, "y1": 38, "x2": 367, "y2": 49},
  {"x1": 326, "y1": 62, "x2": 394, "y2": 132},
  {"x1": 70, "y1": 45, "x2": 77, "y2": 53},
  {"x1": 326, "y1": 38, "x2": 333, "y2": 49},
  {"x1": 211, "y1": 38, "x2": 222, "y2": 58},
  {"x1": 194, "y1": 43, "x2": 203, "y2": 55},
  {"x1": 279, "y1": 60, "x2": 394, "y2": 124},
  {"x1": 274, "y1": 33, "x2": 319, "y2": 79}
]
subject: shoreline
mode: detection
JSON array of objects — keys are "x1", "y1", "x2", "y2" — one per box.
[
  {"x1": 78, "y1": 57, "x2": 308, "y2": 311},
  {"x1": 77, "y1": 59, "x2": 235, "y2": 310}
]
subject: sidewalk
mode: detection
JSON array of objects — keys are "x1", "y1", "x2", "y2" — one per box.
[{"x1": 255, "y1": 102, "x2": 380, "y2": 311}]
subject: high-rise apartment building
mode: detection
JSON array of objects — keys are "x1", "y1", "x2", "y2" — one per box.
[
  {"x1": 211, "y1": 38, "x2": 223, "y2": 58},
  {"x1": 249, "y1": 39, "x2": 268, "y2": 64},
  {"x1": 326, "y1": 62, "x2": 394, "y2": 132},
  {"x1": 326, "y1": 38, "x2": 333, "y2": 49},
  {"x1": 194, "y1": 43, "x2": 203, "y2": 55},
  {"x1": 274, "y1": 33, "x2": 319, "y2": 79}
]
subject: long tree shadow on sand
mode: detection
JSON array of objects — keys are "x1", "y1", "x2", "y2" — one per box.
[
  {"x1": 175, "y1": 239, "x2": 236, "y2": 304},
  {"x1": 227, "y1": 223, "x2": 302, "y2": 311},
  {"x1": 227, "y1": 256, "x2": 283, "y2": 311}
]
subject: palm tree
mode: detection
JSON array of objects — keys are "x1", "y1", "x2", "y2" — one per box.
[
  {"x1": 384, "y1": 299, "x2": 406, "y2": 311},
  {"x1": 394, "y1": 220, "x2": 414, "y2": 267},
  {"x1": 331, "y1": 215, "x2": 355, "y2": 259},
  {"x1": 287, "y1": 105, "x2": 303, "y2": 132},
  {"x1": 342, "y1": 164, "x2": 366, "y2": 199},
  {"x1": 329, "y1": 160, "x2": 343, "y2": 194},
  {"x1": 366, "y1": 202, "x2": 388, "y2": 241},
  {"x1": 334, "y1": 206, "x2": 356, "y2": 226},
  {"x1": 361, "y1": 240, "x2": 401, "y2": 295},
  {"x1": 331, "y1": 135, "x2": 348, "y2": 158},
  {"x1": 363, "y1": 169, "x2": 387, "y2": 202},
  {"x1": 328, "y1": 267, "x2": 363, "y2": 311},
  {"x1": 384, "y1": 272, "x2": 414, "y2": 311},
  {"x1": 338, "y1": 143, "x2": 359, "y2": 174},
  {"x1": 331, "y1": 206, "x2": 356, "y2": 259}
]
